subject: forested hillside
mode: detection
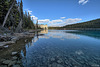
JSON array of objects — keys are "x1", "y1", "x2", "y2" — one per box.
[
  {"x1": 62, "y1": 18, "x2": 100, "y2": 28},
  {"x1": 0, "y1": 0, "x2": 35, "y2": 33}
]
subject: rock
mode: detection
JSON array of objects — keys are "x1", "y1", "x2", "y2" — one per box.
[
  {"x1": 51, "y1": 63, "x2": 57, "y2": 67},
  {"x1": 3, "y1": 60, "x2": 12, "y2": 64},
  {"x1": 57, "y1": 59, "x2": 63, "y2": 64},
  {"x1": 0, "y1": 36, "x2": 12, "y2": 42},
  {"x1": 90, "y1": 64, "x2": 99, "y2": 67},
  {"x1": 25, "y1": 39, "x2": 28, "y2": 42},
  {"x1": 57, "y1": 64, "x2": 64, "y2": 67},
  {"x1": 4, "y1": 45, "x2": 9, "y2": 48},
  {"x1": 16, "y1": 61, "x2": 21, "y2": 64},
  {"x1": 50, "y1": 57, "x2": 55, "y2": 62},
  {"x1": 65, "y1": 60, "x2": 68, "y2": 65},
  {"x1": 13, "y1": 65, "x2": 21, "y2": 67},
  {"x1": 42, "y1": 48, "x2": 45, "y2": 50},
  {"x1": 8, "y1": 61, "x2": 16, "y2": 67},
  {"x1": 75, "y1": 50, "x2": 84, "y2": 55},
  {"x1": 0, "y1": 59, "x2": 6, "y2": 62},
  {"x1": 0, "y1": 65, "x2": 7, "y2": 67},
  {"x1": 12, "y1": 52, "x2": 18, "y2": 55},
  {"x1": 12, "y1": 56, "x2": 18, "y2": 60},
  {"x1": 48, "y1": 64, "x2": 52, "y2": 67}
]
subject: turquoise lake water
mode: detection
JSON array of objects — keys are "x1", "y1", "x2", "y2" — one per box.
[{"x1": 21, "y1": 30, "x2": 100, "y2": 67}]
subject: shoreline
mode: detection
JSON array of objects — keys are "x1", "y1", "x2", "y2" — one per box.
[
  {"x1": 49, "y1": 28, "x2": 100, "y2": 31},
  {"x1": 0, "y1": 29, "x2": 41, "y2": 47}
]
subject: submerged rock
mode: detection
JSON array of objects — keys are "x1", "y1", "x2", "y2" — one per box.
[
  {"x1": 50, "y1": 57, "x2": 55, "y2": 62},
  {"x1": 8, "y1": 61, "x2": 16, "y2": 67},
  {"x1": 16, "y1": 61, "x2": 21, "y2": 64},
  {"x1": 0, "y1": 65, "x2": 7, "y2": 67},
  {"x1": 3, "y1": 60, "x2": 12, "y2": 64},
  {"x1": 51, "y1": 63, "x2": 57, "y2": 67},
  {"x1": 0, "y1": 59, "x2": 6, "y2": 62},
  {"x1": 12, "y1": 56, "x2": 18, "y2": 60},
  {"x1": 90, "y1": 63, "x2": 99, "y2": 67},
  {"x1": 65, "y1": 60, "x2": 68, "y2": 65},
  {"x1": 13, "y1": 65, "x2": 21, "y2": 67},
  {"x1": 25, "y1": 39, "x2": 28, "y2": 42},
  {"x1": 57, "y1": 59, "x2": 63, "y2": 64},
  {"x1": 57, "y1": 64, "x2": 64, "y2": 67},
  {"x1": 4, "y1": 45, "x2": 9, "y2": 48},
  {"x1": 12, "y1": 52, "x2": 18, "y2": 55}
]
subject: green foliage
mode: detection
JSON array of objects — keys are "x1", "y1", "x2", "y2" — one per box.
[
  {"x1": 49, "y1": 18, "x2": 100, "y2": 30},
  {"x1": 0, "y1": 0, "x2": 10, "y2": 25},
  {"x1": 0, "y1": 0, "x2": 35, "y2": 30},
  {"x1": 48, "y1": 27, "x2": 61, "y2": 29},
  {"x1": 23, "y1": 11, "x2": 35, "y2": 29},
  {"x1": 62, "y1": 18, "x2": 100, "y2": 28}
]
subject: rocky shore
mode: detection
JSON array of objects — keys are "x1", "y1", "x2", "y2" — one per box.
[
  {"x1": 0, "y1": 51, "x2": 22, "y2": 67},
  {"x1": 0, "y1": 29, "x2": 42, "y2": 47}
]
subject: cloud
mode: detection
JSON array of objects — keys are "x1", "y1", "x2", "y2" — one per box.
[
  {"x1": 79, "y1": 0, "x2": 88, "y2": 5},
  {"x1": 82, "y1": 0, "x2": 88, "y2": 5},
  {"x1": 38, "y1": 19, "x2": 50, "y2": 23},
  {"x1": 49, "y1": 19, "x2": 63, "y2": 24},
  {"x1": 37, "y1": 17, "x2": 82, "y2": 27},
  {"x1": 60, "y1": 17, "x2": 66, "y2": 19},
  {"x1": 48, "y1": 18, "x2": 82, "y2": 27},
  {"x1": 33, "y1": 17, "x2": 38, "y2": 20},
  {"x1": 31, "y1": 15, "x2": 38, "y2": 20},
  {"x1": 25, "y1": 9, "x2": 38, "y2": 20},
  {"x1": 31, "y1": 15, "x2": 35, "y2": 18},
  {"x1": 65, "y1": 18, "x2": 82, "y2": 23},
  {"x1": 23, "y1": 12, "x2": 82, "y2": 27},
  {"x1": 25, "y1": 9, "x2": 32, "y2": 15}
]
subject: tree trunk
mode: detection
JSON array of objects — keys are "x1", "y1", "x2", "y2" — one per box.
[
  {"x1": 15, "y1": 19, "x2": 23, "y2": 32},
  {"x1": 2, "y1": 0, "x2": 15, "y2": 27}
]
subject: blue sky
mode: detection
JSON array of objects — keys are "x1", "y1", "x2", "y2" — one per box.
[{"x1": 18, "y1": 0, "x2": 100, "y2": 27}]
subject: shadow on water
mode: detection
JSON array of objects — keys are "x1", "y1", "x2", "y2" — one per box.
[{"x1": 0, "y1": 37, "x2": 33, "y2": 59}]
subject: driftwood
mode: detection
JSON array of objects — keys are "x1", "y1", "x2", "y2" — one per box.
[{"x1": 2, "y1": 0, "x2": 16, "y2": 27}]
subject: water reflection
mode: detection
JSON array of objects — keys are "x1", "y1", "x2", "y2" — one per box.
[
  {"x1": 21, "y1": 30, "x2": 100, "y2": 67},
  {"x1": 39, "y1": 29, "x2": 48, "y2": 34},
  {"x1": 38, "y1": 30, "x2": 80, "y2": 40},
  {"x1": 67, "y1": 30, "x2": 100, "y2": 39}
]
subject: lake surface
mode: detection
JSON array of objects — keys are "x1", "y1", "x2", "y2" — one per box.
[
  {"x1": 0, "y1": 30, "x2": 100, "y2": 67},
  {"x1": 20, "y1": 30, "x2": 100, "y2": 67}
]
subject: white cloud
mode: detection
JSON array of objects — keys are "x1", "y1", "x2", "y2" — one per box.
[
  {"x1": 49, "y1": 19, "x2": 63, "y2": 24},
  {"x1": 48, "y1": 18, "x2": 82, "y2": 27},
  {"x1": 25, "y1": 9, "x2": 32, "y2": 15},
  {"x1": 82, "y1": 0, "x2": 88, "y2": 5},
  {"x1": 23, "y1": 12, "x2": 82, "y2": 27},
  {"x1": 33, "y1": 17, "x2": 38, "y2": 20},
  {"x1": 31, "y1": 15, "x2": 38, "y2": 20},
  {"x1": 65, "y1": 18, "x2": 82, "y2": 23},
  {"x1": 78, "y1": 0, "x2": 88, "y2": 5},
  {"x1": 25, "y1": 9, "x2": 38, "y2": 20},
  {"x1": 60, "y1": 17, "x2": 66, "y2": 19},
  {"x1": 38, "y1": 17, "x2": 82, "y2": 27},
  {"x1": 31, "y1": 15, "x2": 35, "y2": 18},
  {"x1": 38, "y1": 19, "x2": 50, "y2": 23}
]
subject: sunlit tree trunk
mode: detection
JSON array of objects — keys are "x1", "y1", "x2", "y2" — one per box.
[
  {"x1": 15, "y1": 19, "x2": 23, "y2": 32},
  {"x1": 2, "y1": 0, "x2": 15, "y2": 27}
]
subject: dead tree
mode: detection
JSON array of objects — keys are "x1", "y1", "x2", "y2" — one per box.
[
  {"x1": 15, "y1": 0, "x2": 23, "y2": 32},
  {"x1": 2, "y1": 0, "x2": 16, "y2": 27}
]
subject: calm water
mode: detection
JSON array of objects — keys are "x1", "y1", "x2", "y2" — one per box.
[{"x1": 20, "y1": 30, "x2": 100, "y2": 67}]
